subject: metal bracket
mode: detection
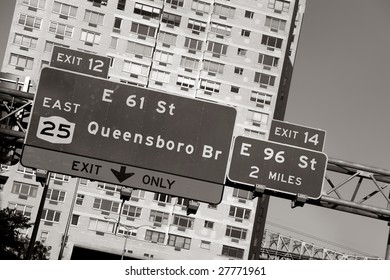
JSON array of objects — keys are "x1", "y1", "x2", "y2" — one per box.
[
  {"x1": 35, "y1": 169, "x2": 48, "y2": 185},
  {"x1": 291, "y1": 194, "x2": 308, "y2": 208},
  {"x1": 252, "y1": 184, "x2": 266, "y2": 199}
]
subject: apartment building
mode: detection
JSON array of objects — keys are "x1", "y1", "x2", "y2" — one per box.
[{"x1": 0, "y1": 0, "x2": 305, "y2": 259}]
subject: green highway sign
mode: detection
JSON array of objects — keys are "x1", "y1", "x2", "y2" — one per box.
[
  {"x1": 22, "y1": 67, "x2": 237, "y2": 203},
  {"x1": 228, "y1": 136, "x2": 328, "y2": 199}
]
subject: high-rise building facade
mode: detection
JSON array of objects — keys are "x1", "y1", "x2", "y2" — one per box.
[{"x1": 0, "y1": 0, "x2": 305, "y2": 260}]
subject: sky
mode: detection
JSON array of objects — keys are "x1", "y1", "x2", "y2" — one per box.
[
  {"x1": 267, "y1": 0, "x2": 390, "y2": 258},
  {"x1": 0, "y1": 0, "x2": 389, "y2": 258}
]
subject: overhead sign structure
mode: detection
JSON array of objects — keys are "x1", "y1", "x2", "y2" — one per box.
[
  {"x1": 269, "y1": 120, "x2": 326, "y2": 151},
  {"x1": 21, "y1": 67, "x2": 237, "y2": 204},
  {"x1": 51, "y1": 46, "x2": 110, "y2": 78},
  {"x1": 228, "y1": 136, "x2": 328, "y2": 199}
]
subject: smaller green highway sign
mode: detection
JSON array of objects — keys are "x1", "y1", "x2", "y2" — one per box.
[{"x1": 228, "y1": 136, "x2": 327, "y2": 199}]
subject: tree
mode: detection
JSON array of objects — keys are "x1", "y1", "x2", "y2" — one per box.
[{"x1": 0, "y1": 207, "x2": 50, "y2": 260}]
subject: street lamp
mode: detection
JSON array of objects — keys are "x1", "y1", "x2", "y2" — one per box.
[{"x1": 103, "y1": 216, "x2": 155, "y2": 260}]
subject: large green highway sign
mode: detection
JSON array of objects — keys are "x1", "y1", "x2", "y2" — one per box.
[{"x1": 22, "y1": 67, "x2": 237, "y2": 204}]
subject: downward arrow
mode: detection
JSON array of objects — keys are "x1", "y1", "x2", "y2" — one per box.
[{"x1": 111, "y1": 166, "x2": 134, "y2": 183}]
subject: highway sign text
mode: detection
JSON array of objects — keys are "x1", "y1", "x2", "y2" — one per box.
[{"x1": 269, "y1": 120, "x2": 326, "y2": 151}]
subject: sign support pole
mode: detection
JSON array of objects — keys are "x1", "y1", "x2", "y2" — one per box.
[{"x1": 25, "y1": 172, "x2": 51, "y2": 259}]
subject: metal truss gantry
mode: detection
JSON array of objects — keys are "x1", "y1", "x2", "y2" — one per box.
[{"x1": 260, "y1": 229, "x2": 382, "y2": 260}]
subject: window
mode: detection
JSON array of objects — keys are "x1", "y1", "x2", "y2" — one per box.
[
  {"x1": 153, "y1": 193, "x2": 172, "y2": 204},
  {"x1": 13, "y1": 33, "x2": 38, "y2": 49},
  {"x1": 261, "y1": 35, "x2": 283, "y2": 50},
  {"x1": 226, "y1": 225, "x2": 248, "y2": 240},
  {"x1": 80, "y1": 179, "x2": 89, "y2": 186},
  {"x1": 8, "y1": 202, "x2": 33, "y2": 218},
  {"x1": 10, "y1": 55, "x2": 31, "y2": 70},
  {"x1": 176, "y1": 75, "x2": 195, "y2": 89},
  {"x1": 191, "y1": 0, "x2": 211, "y2": 14},
  {"x1": 87, "y1": 0, "x2": 108, "y2": 6},
  {"x1": 168, "y1": 234, "x2": 191, "y2": 250},
  {"x1": 222, "y1": 245, "x2": 244, "y2": 259},
  {"x1": 109, "y1": 37, "x2": 118, "y2": 49},
  {"x1": 187, "y1": 18, "x2": 207, "y2": 33},
  {"x1": 207, "y1": 41, "x2": 228, "y2": 55},
  {"x1": 173, "y1": 214, "x2": 194, "y2": 229},
  {"x1": 41, "y1": 209, "x2": 61, "y2": 223},
  {"x1": 237, "y1": 48, "x2": 247, "y2": 56},
  {"x1": 244, "y1": 128, "x2": 265, "y2": 139},
  {"x1": 44, "y1": 41, "x2": 69, "y2": 52},
  {"x1": 49, "y1": 21, "x2": 74, "y2": 38},
  {"x1": 149, "y1": 210, "x2": 169, "y2": 225},
  {"x1": 254, "y1": 72, "x2": 276, "y2": 87},
  {"x1": 123, "y1": 61, "x2": 149, "y2": 76},
  {"x1": 161, "y1": 12, "x2": 181, "y2": 27},
  {"x1": 250, "y1": 91, "x2": 272, "y2": 109},
  {"x1": 93, "y1": 198, "x2": 120, "y2": 213},
  {"x1": 88, "y1": 218, "x2": 115, "y2": 233},
  {"x1": 229, "y1": 206, "x2": 251, "y2": 220},
  {"x1": 40, "y1": 231, "x2": 49, "y2": 243},
  {"x1": 17, "y1": 165, "x2": 35, "y2": 176},
  {"x1": 234, "y1": 67, "x2": 243, "y2": 75},
  {"x1": 46, "y1": 189, "x2": 66, "y2": 202},
  {"x1": 265, "y1": 16, "x2": 287, "y2": 32},
  {"x1": 200, "y1": 79, "x2": 220, "y2": 94},
  {"x1": 214, "y1": 4, "x2": 235, "y2": 19},
  {"x1": 71, "y1": 214, "x2": 79, "y2": 226},
  {"x1": 200, "y1": 240, "x2": 211, "y2": 250},
  {"x1": 231, "y1": 86, "x2": 239, "y2": 93},
  {"x1": 176, "y1": 197, "x2": 190, "y2": 206},
  {"x1": 158, "y1": 31, "x2": 177, "y2": 46},
  {"x1": 50, "y1": 173, "x2": 70, "y2": 182},
  {"x1": 131, "y1": 189, "x2": 145, "y2": 199},
  {"x1": 130, "y1": 22, "x2": 157, "y2": 38},
  {"x1": 184, "y1": 37, "x2": 202, "y2": 51},
  {"x1": 117, "y1": 0, "x2": 126, "y2": 10},
  {"x1": 145, "y1": 230, "x2": 165, "y2": 243},
  {"x1": 52, "y1": 1, "x2": 77, "y2": 18},
  {"x1": 18, "y1": 14, "x2": 42, "y2": 30},
  {"x1": 251, "y1": 111, "x2": 269, "y2": 127},
  {"x1": 117, "y1": 226, "x2": 137, "y2": 237},
  {"x1": 203, "y1": 60, "x2": 224, "y2": 74},
  {"x1": 241, "y1": 29, "x2": 251, "y2": 37},
  {"x1": 80, "y1": 29, "x2": 101, "y2": 45},
  {"x1": 258, "y1": 53, "x2": 279, "y2": 68},
  {"x1": 76, "y1": 194, "x2": 84, "y2": 205},
  {"x1": 180, "y1": 56, "x2": 199, "y2": 70},
  {"x1": 122, "y1": 204, "x2": 142, "y2": 218},
  {"x1": 84, "y1": 10, "x2": 104, "y2": 26},
  {"x1": 210, "y1": 22, "x2": 232, "y2": 37},
  {"x1": 127, "y1": 41, "x2": 153, "y2": 57},
  {"x1": 9, "y1": 53, "x2": 34, "y2": 70},
  {"x1": 113, "y1": 17, "x2": 122, "y2": 31},
  {"x1": 11, "y1": 181, "x2": 38, "y2": 198},
  {"x1": 166, "y1": 0, "x2": 183, "y2": 7},
  {"x1": 268, "y1": 0, "x2": 290, "y2": 13},
  {"x1": 245, "y1": 10, "x2": 254, "y2": 19},
  {"x1": 154, "y1": 50, "x2": 174, "y2": 64},
  {"x1": 22, "y1": 0, "x2": 46, "y2": 9},
  {"x1": 97, "y1": 183, "x2": 121, "y2": 192},
  {"x1": 204, "y1": 220, "x2": 214, "y2": 229},
  {"x1": 134, "y1": 3, "x2": 161, "y2": 19},
  {"x1": 233, "y1": 188, "x2": 252, "y2": 200}
]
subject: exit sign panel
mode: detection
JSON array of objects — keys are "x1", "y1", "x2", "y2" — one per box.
[{"x1": 22, "y1": 67, "x2": 237, "y2": 203}]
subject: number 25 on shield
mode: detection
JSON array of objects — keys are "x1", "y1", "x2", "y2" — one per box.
[{"x1": 36, "y1": 116, "x2": 75, "y2": 144}]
